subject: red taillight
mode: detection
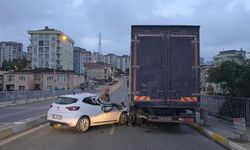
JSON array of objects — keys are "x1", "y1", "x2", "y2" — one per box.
[
  {"x1": 66, "y1": 106, "x2": 80, "y2": 111},
  {"x1": 50, "y1": 104, "x2": 53, "y2": 108}
]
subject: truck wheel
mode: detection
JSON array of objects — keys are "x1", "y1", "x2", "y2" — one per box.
[
  {"x1": 118, "y1": 112, "x2": 128, "y2": 125},
  {"x1": 76, "y1": 117, "x2": 90, "y2": 132},
  {"x1": 50, "y1": 122, "x2": 62, "y2": 129},
  {"x1": 128, "y1": 110, "x2": 136, "y2": 127}
]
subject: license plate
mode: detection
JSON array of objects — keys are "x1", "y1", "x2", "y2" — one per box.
[{"x1": 52, "y1": 114, "x2": 62, "y2": 120}]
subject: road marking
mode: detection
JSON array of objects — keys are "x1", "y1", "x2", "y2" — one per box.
[
  {"x1": 0, "y1": 123, "x2": 49, "y2": 147},
  {"x1": 109, "y1": 125, "x2": 116, "y2": 135},
  {"x1": 14, "y1": 122, "x2": 24, "y2": 125}
]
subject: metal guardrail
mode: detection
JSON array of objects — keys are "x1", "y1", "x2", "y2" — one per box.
[
  {"x1": 200, "y1": 95, "x2": 250, "y2": 125},
  {"x1": 0, "y1": 89, "x2": 83, "y2": 102}
]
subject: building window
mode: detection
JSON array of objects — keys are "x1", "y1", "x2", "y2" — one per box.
[
  {"x1": 6, "y1": 84, "x2": 14, "y2": 91},
  {"x1": 19, "y1": 76, "x2": 26, "y2": 81},
  {"x1": 39, "y1": 47, "x2": 43, "y2": 53},
  {"x1": 34, "y1": 75, "x2": 41, "y2": 81},
  {"x1": 45, "y1": 34, "x2": 49, "y2": 39},
  {"x1": 39, "y1": 54, "x2": 43, "y2": 59},
  {"x1": 58, "y1": 74, "x2": 67, "y2": 82},
  {"x1": 44, "y1": 41, "x2": 49, "y2": 46},
  {"x1": 39, "y1": 34, "x2": 44, "y2": 39},
  {"x1": 7, "y1": 75, "x2": 14, "y2": 81},
  {"x1": 47, "y1": 86, "x2": 53, "y2": 90},
  {"x1": 45, "y1": 47, "x2": 49, "y2": 53},
  {"x1": 39, "y1": 41, "x2": 44, "y2": 46},
  {"x1": 47, "y1": 76, "x2": 53, "y2": 81},
  {"x1": 39, "y1": 61, "x2": 43, "y2": 66},
  {"x1": 19, "y1": 86, "x2": 25, "y2": 91}
]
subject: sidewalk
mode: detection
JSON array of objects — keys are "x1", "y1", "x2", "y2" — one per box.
[{"x1": 196, "y1": 114, "x2": 250, "y2": 149}]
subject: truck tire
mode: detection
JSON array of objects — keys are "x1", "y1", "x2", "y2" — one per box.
[{"x1": 128, "y1": 109, "x2": 137, "y2": 126}]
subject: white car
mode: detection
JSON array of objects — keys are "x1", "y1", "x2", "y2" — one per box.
[{"x1": 47, "y1": 93, "x2": 128, "y2": 132}]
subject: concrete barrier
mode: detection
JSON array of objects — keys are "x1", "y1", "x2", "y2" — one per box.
[
  {"x1": 0, "y1": 97, "x2": 56, "y2": 108},
  {"x1": 0, "y1": 115, "x2": 47, "y2": 140},
  {"x1": 189, "y1": 123, "x2": 247, "y2": 150}
]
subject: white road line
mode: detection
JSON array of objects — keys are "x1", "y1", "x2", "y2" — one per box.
[
  {"x1": 14, "y1": 122, "x2": 24, "y2": 125},
  {"x1": 0, "y1": 123, "x2": 49, "y2": 147},
  {"x1": 109, "y1": 125, "x2": 116, "y2": 135}
]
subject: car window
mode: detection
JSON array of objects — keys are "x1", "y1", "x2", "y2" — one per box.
[
  {"x1": 82, "y1": 97, "x2": 100, "y2": 106},
  {"x1": 55, "y1": 97, "x2": 78, "y2": 105}
]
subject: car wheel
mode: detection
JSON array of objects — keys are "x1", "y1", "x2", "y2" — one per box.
[
  {"x1": 76, "y1": 117, "x2": 90, "y2": 132},
  {"x1": 50, "y1": 122, "x2": 62, "y2": 129},
  {"x1": 118, "y1": 112, "x2": 128, "y2": 125}
]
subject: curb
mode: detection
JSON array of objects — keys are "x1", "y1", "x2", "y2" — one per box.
[
  {"x1": 189, "y1": 123, "x2": 247, "y2": 150},
  {"x1": 0, "y1": 115, "x2": 47, "y2": 140}
]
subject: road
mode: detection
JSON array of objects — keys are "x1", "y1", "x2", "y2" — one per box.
[
  {"x1": 0, "y1": 79, "x2": 225, "y2": 150},
  {"x1": 0, "y1": 87, "x2": 100, "y2": 125}
]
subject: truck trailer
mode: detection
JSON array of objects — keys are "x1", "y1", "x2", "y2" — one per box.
[{"x1": 129, "y1": 25, "x2": 200, "y2": 125}]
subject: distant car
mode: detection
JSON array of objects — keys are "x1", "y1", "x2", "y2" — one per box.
[{"x1": 47, "y1": 93, "x2": 127, "y2": 132}]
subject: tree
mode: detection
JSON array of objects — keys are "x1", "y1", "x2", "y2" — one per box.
[
  {"x1": 208, "y1": 61, "x2": 250, "y2": 97},
  {"x1": 1, "y1": 58, "x2": 30, "y2": 71}
]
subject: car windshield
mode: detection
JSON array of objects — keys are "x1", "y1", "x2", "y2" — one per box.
[{"x1": 55, "y1": 97, "x2": 78, "y2": 105}]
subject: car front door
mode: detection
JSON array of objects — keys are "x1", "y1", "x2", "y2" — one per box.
[
  {"x1": 82, "y1": 97, "x2": 103, "y2": 125},
  {"x1": 101, "y1": 106, "x2": 121, "y2": 123}
]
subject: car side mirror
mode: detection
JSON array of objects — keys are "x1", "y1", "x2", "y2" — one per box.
[
  {"x1": 101, "y1": 106, "x2": 107, "y2": 112},
  {"x1": 101, "y1": 106, "x2": 111, "y2": 113}
]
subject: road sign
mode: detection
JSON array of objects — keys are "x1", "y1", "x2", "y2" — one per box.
[{"x1": 233, "y1": 118, "x2": 248, "y2": 141}]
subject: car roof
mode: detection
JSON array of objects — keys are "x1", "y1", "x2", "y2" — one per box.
[{"x1": 58, "y1": 93, "x2": 97, "y2": 100}]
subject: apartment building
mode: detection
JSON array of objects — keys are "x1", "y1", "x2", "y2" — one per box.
[
  {"x1": 85, "y1": 62, "x2": 112, "y2": 81},
  {"x1": 0, "y1": 41, "x2": 23, "y2": 68},
  {"x1": 116, "y1": 55, "x2": 129, "y2": 72},
  {"x1": 213, "y1": 49, "x2": 246, "y2": 66},
  {"x1": 27, "y1": 26, "x2": 74, "y2": 70},
  {"x1": 91, "y1": 52, "x2": 103, "y2": 63},
  {"x1": 103, "y1": 53, "x2": 117, "y2": 68},
  {"x1": 73, "y1": 47, "x2": 91, "y2": 74}
]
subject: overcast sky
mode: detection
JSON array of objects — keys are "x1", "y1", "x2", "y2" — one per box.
[{"x1": 0, "y1": 0, "x2": 249, "y2": 61}]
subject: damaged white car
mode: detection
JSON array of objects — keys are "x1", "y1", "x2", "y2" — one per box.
[{"x1": 47, "y1": 93, "x2": 127, "y2": 132}]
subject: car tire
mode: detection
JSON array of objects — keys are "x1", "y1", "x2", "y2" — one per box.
[
  {"x1": 118, "y1": 112, "x2": 128, "y2": 125},
  {"x1": 76, "y1": 117, "x2": 90, "y2": 132},
  {"x1": 50, "y1": 122, "x2": 62, "y2": 129}
]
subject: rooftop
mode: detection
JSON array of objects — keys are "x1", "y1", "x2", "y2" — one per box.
[
  {"x1": 218, "y1": 49, "x2": 246, "y2": 55},
  {"x1": 4, "y1": 69, "x2": 75, "y2": 74},
  {"x1": 27, "y1": 26, "x2": 74, "y2": 43},
  {"x1": 84, "y1": 62, "x2": 111, "y2": 69}
]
